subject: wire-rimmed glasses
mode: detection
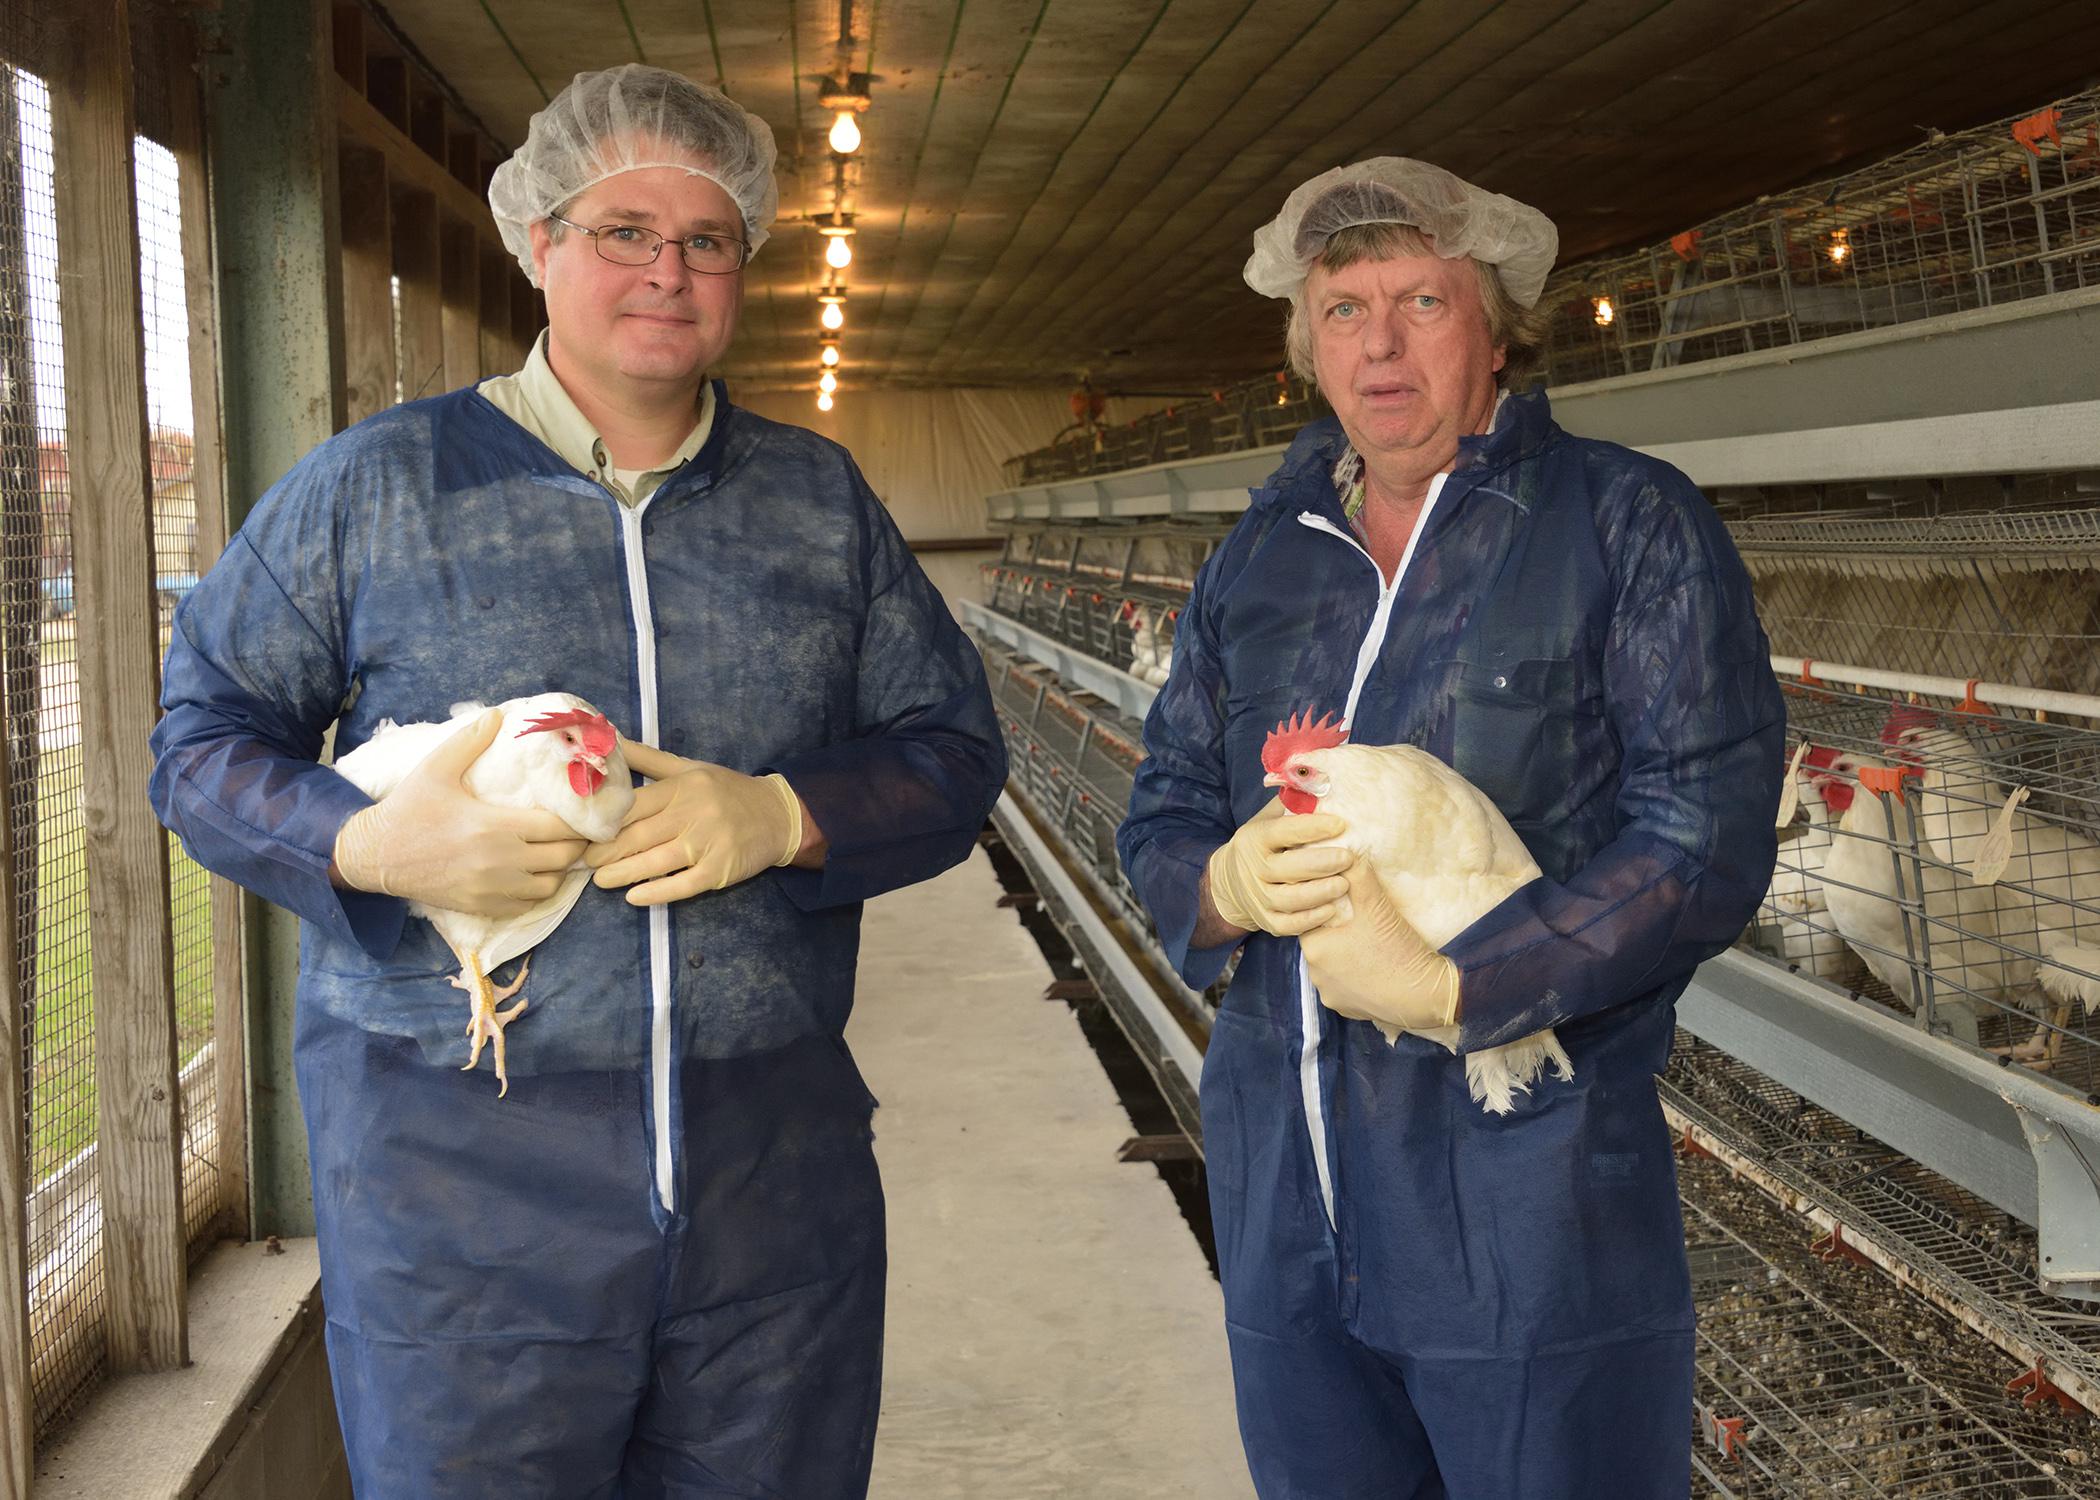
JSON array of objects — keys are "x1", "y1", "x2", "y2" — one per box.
[{"x1": 546, "y1": 214, "x2": 749, "y2": 275}]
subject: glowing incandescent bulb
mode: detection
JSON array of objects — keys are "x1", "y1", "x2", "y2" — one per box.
[
  {"x1": 828, "y1": 111, "x2": 862, "y2": 155},
  {"x1": 817, "y1": 390, "x2": 835, "y2": 411},
  {"x1": 819, "y1": 370, "x2": 838, "y2": 393},
  {"x1": 820, "y1": 344, "x2": 840, "y2": 367},
  {"x1": 821, "y1": 301, "x2": 844, "y2": 331},
  {"x1": 825, "y1": 235, "x2": 853, "y2": 269}
]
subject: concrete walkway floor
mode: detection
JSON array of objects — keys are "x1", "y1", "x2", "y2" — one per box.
[{"x1": 851, "y1": 847, "x2": 1255, "y2": 1500}]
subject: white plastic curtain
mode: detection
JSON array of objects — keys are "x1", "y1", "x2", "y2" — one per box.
[{"x1": 732, "y1": 384, "x2": 1151, "y2": 607}]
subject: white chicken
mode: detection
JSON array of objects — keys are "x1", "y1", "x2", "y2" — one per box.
[
  {"x1": 1883, "y1": 709, "x2": 2100, "y2": 1058},
  {"x1": 1763, "y1": 744, "x2": 1866, "y2": 986},
  {"x1": 1811, "y1": 744, "x2": 2037, "y2": 1049},
  {"x1": 332, "y1": 692, "x2": 636, "y2": 1094},
  {"x1": 1124, "y1": 602, "x2": 1175, "y2": 687},
  {"x1": 1260, "y1": 711, "x2": 1572, "y2": 1114}
]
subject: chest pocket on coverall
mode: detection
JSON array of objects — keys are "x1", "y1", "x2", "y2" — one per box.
[{"x1": 1445, "y1": 624, "x2": 1603, "y2": 829}]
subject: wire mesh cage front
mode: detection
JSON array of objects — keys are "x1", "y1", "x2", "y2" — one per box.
[
  {"x1": 1724, "y1": 474, "x2": 2100, "y2": 701},
  {"x1": 1541, "y1": 87, "x2": 2100, "y2": 388},
  {"x1": 1747, "y1": 684, "x2": 2100, "y2": 1089}
]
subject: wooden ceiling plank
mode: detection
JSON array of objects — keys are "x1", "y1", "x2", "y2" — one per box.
[
  {"x1": 920, "y1": 0, "x2": 1273, "y2": 379},
  {"x1": 908, "y1": 0, "x2": 1216, "y2": 379},
  {"x1": 1046, "y1": 0, "x2": 1592, "y2": 369},
  {"x1": 1536, "y1": 0, "x2": 2100, "y2": 258},
  {"x1": 993, "y1": 0, "x2": 1478, "y2": 376},
  {"x1": 863, "y1": 0, "x2": 1056, "y2": 379}
]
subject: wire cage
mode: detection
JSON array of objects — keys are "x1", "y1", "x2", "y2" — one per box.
[
  {"x1": 979, "y1": 641, "x2": 1154, "y2": 935},
  {"x1": 1682, "y1": 1163, "x2": 2095, "y2": 1497},
  {"x1": 1001, "y1": 371, "x2": 1325, "y2": 488},
  {"x1": 981, "y1": 520, "x2": 1225, "y2": 681},
  {"x1": 1541, "y1": 87, "x2": 2100, "y2": 387},
  {"x1": 1721, "y1": 476, "x2": 2100, "y2": 702},
  {"x1": 1747, "y1": 683, "x2": 2100, "y2": 1088}
]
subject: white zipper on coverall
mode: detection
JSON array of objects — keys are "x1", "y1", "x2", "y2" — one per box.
[
  {"x1": 615, "y1": 499, "x2": 677, "y2": 1213},
  {"x1": 1290, "y1": 472, "x2": 1447, "y2": 1228}
]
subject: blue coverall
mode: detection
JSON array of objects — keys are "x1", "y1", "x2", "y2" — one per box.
[
  {"x1": 150, "y1": 384, "x2": 1006, "y2": 1498},
  {"x1": 1118, "y1": 389, "x2": 1783, "y2": 1499}
]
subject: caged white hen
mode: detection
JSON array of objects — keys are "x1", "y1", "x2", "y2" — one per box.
[
  {"x1": 1123, "y1": 601, "x2": 1175, "y2": 687},
  {"x1": 332, "y1": 692, "x2": 635, "y2": 1094},
  {"x1": 1880, "y1": 707, "x2": 2100, "y2": 1061},
  {"x1": 1761, "y1": 743, "x2": 1867, "y2": 986},
  {"x1": 1261, "y1": 711, "x2": 1573, "y2": 1114},
  {"x1": 1811, "y1": 740, "x2": 2037, "y2": 1052}
]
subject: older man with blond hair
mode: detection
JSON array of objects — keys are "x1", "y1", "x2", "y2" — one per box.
[{"x1": 1120, "y1": 159, "x2": 1783, "y2": 1496}]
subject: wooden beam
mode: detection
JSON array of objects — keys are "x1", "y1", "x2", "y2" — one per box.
[
  {"x1": 335, "y1": 78, "x2": 489, "y2": 236},
  {"x1": 439, "y1": 216, "x2": 481, "y2": 396},
  {"x1": 390, "y1": 184, "x2": 444, "y2": 403},
  {"x1": 338, "y1": 144, "x2": 396, "y2": 422},
  {"x1": 158, "y1": 0, "x2": 247, "y2": 1246},
  {"x1": 47, "y1": 0, "x2": 187, "y2": 1373}
]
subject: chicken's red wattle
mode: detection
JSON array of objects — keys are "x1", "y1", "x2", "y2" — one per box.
[{"x1": 569, "y1": 761, "x2": 606, "y2": 797}]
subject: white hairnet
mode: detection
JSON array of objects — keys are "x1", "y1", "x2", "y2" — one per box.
[
  {"x1": 489, "y1": 64, "x2": 779, "y2": 286},
  {"x1": 1244, "y1": 157, "x2": 1557, "y2": 308}
]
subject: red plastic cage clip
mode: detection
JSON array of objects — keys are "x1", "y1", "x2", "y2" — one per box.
[
  {"x1": 1810, "y1": 1223, "x2": 1873, "y2": 1269},
  {"x1": 2008, "y1": 1360, "x2": 2082, "y2": 1415},
  {"x1": 1956, "y1": 679, "x2": 1991, "y2": 715}
]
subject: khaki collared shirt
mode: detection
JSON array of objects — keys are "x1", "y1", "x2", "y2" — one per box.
[{"x1": 479, "y1": 330, "x2": 716, "y2": 507}]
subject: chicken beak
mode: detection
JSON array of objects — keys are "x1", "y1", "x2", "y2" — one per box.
[{"x1": 1262, "y1": 771, "x2": 1284, "y2": 787}]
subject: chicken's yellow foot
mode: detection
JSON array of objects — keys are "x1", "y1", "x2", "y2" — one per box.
[{"x1": 451, "y1": 955, "x2": 530, "y2": 1096}]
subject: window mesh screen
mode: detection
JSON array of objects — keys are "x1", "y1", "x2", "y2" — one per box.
[{"x1": 4, "y1": 58, "x2": 107, "y2": 1434}]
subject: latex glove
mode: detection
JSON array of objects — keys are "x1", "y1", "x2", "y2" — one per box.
[
  {"x1": 332, "y1": 709, "x2": 589, "y2": 918},
  {"x1": 1206, "y1": 797, "x2": 1352, "y2": 938},
  {"x1": 585, "y1": 740, "x2": 804, "y2": 905},
  {"x1": 1300, "y1": 857, "x2": 1461, "y2": 1038}
]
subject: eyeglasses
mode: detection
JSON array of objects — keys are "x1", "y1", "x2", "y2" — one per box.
[{"x1": 546, "y1": 214, "x2": 749, "y2": 275}]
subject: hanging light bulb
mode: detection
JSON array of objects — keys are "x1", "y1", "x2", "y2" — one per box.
[
  {"x1": 1592, "y1": 295, "x2": 1615, "y2": 327},
  {"x1": 828, "y1": 110, "x2": 862, "y2": 155},
  {"x1": 817, "y1": 390, "x2": 835, "y2": 411},
  {"x1": 821, "y1": 300, "x2": 845, "y2": 331},
  {"x1": 825, "y1": 235, "x2": 853, "y2": 270},
  {"x1": 1828, "y1": 228, "x2": 1852, "y2": 265},
  {"x1": 820, "y1": 344, "x2": 840, "y2": 367},
  {"x1": 819, "y1": 369, "x2": 839, "y2": 394}
]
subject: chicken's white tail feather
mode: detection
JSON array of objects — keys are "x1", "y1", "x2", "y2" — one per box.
[
  {"x1": 2037, "y1": 941, "x2": 2100, "y2": 1018},
  {"x1": 1465, "y1": 1029, "x2": 1575, "y2": 1115}
]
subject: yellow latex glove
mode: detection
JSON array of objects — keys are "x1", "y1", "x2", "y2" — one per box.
[
  {"x1": 585, "y1": 740, "x2": 804, "y2": 905},
  {"x1": 1300, "y1": 857, "x2": 1462, "y2": 1036},
  {"x1": 332, "y1": 709, "x2": 589, "y2": 918},
  {"x1": 1206, "y1": 797, "x2": 1352, "y2": 938}
]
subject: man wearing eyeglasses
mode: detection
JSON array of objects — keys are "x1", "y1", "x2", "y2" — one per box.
[{"x1": 149, "y1": 63, "x2": 1004, "y2": 1499}]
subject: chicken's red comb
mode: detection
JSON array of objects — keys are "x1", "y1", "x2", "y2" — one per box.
[
  {"x1": 518, "y1": 708, "x2": 617, "y2": 756},
  {"x1": 1799, "y1": 744, "x2": 1839, "y2": 773},
  {"x1": 1879, "y1": 703, "x2": 1939, "y2": 746},
  {"x1": 1261, "y1": 710, "x2": 1347, "y2": 773}
]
